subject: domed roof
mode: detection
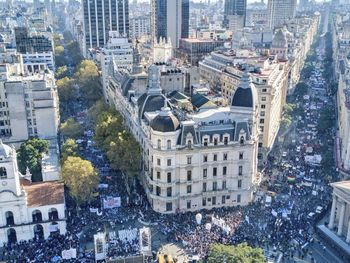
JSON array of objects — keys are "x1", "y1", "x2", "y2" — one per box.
[
  {"x1": 272, "y1": 28, "x2": 288, "y2": 48},
  {"x1": 231, "y1": 73, "x2": 256, "y2": 108},
  {"x1": 150, "y1": 107, "x2": 180, "y2": 132},
  {"x1": 0, "y1": 140, "x2": 12, "y2": 158},
  {"x1": 138, "y1": 93, "x2": 167, "y2": 119}
]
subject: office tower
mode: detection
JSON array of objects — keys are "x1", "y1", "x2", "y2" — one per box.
[
  {"x1": 82, "y1": 0, "x2": 129, "y2": 50},
  {"x1": 267, "y1": 0, "x2": 297, "y2": 29},
  {"x1": 223, "y1": 0, "x2": 247, "y2": 28},
  {"x1": 151, "y1": 0, "x2": 189, "y2": 48}
]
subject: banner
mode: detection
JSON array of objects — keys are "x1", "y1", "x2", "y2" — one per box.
[
  {"x1": 139, "y1": 227, "x2": 151, "y2": 255},
  {"x1": 62, "y1": 248, "x2": 77, "y2": 259},
  {"x1": 94, "y1": 233, "x2": 107, "y2": 262},
  {"x1": 98, "y1": 184, "x2": 109, "y2": 189},
  {"x1": 48, "y1": 224, "x2": 59, "y2": 233},
  {"x1": 103, "y1": 196, "x2": 121, "y2": 209}
]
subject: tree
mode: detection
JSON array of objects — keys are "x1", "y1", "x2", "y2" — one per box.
[
  {"x1": 60, "y1": 118, "x2": 84, "y2": 139},
  {"x1": 294, "y1": 82, "x2": 309, "y2": 99},
  {"x1": 55, "y1": 66, "x2": 68, "y2": 79},
  {"x1": 74, "y1": 60, "x2": 102, "y2": 103},
  {"x1": 63, "y1": 30, "x2": 74, "y2": 44},
  {"x1": 207, "y1": 243, "x2": 265, "y2": 263},
  {"x1": 88, "y1": 100, "x2": 109, "y2": 125},
  {"x1": 106, "y1": 132, "x2": 141, "y2": 183},
  {"x1": 17, "y1": 139, "x2": 49, "y2": 182},
  {"x1": 317, "y1": 107, "x2": 334, "y2": 133},
  {"x1": 54, "y1": 45, "x2": 66, "y2": 67},
  {"x1": 66, "y1": 41, "x2": 83, "y2": 65},
  {"x1": 61, "y1": 139, "x2": 79, "y2": 163},
  {"x1": 57, "y1": 77, "x2": 77, "y2": 103},
  {"x1": 61, "y1": 157, "x2": 99, "y2": 205}
]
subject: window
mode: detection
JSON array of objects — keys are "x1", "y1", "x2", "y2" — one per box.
[
  {"x1": 187, "y1": 200, "x2": 191, "y2": 209},
  {"x1": 166, "y1": 202, "x2": 172, "y2": 211},
  {"x1": 157, "y1": 139, "x2": 161, "y2": 149},
  {"x1": 156, "y1": 186, "x2": 161, "y2": 196},
  {"x1": 224, "y1": 136, "x2": 228, "y2": 145},
  {"x1": 32, "y1": 210, "x2": 42, "y2": 223},
  {"x1": 214, "y1": 138, "x2": 218, "y2": 145},
  {"x1": 223, "y1": 153, "x2": 228, "y2": 160},
  {"x1": 260, "y1": 126, "x2": 264, "y2": 132},
  {"x1": 240, "y1": 136, "x2": 245, "y2": 145},
  {"x1": 258, "y1": 142, "x2": 263, "y2": 148},
  {"x1": 223, "y1": 166, "x2": 227, "y2": 176},
  {"x1": 187, "y1": 156, "x2": 192, "y2": 164},
  {"x1": 204, "y1": 138, "x2": 208, "y2": 146},
  {"x1": 203, "y1": 155, "x2": 208, "y2": 162},
  {"x1": 203, "y1": 182, "x2": 207, "y2": 192},
  {"x1": 223, "y1": 180, "x2": 227, "y2": 190},
  {"x1": 212, "y1": 196, "x2": 216, "y2": 205},
  {"x1": 213, "y1": 182, "x2": 217, "y2": 191},
  {"x1": 0, "y1": 167, "x2": 7, "y2": 179},
  {"x1": 260, "y1": 111, "x2": 265, "y2": 117},
  {"x1": 187, "y1": 185, "x2": 192, "y2": 194},
  {"x1": 213, "y1": 154, "x2": 217, "y2": 161},
  {"x1": 261, "y1": 104, "x2": 266, "y2": 109},
  {"x1": 187, "y1": 140, "x2": 192, "y2": 148},
  {"x1": 167, "y1": 140, "x2": 171, "y2": 149},
  {"x1": 157, "y1": 158, "x2": 161, "y2": 165},
  {"x1": 150, "y1": 169, "x2": 154, "y2": 180},
  {"x1": 167, "y1": 172, "x2": 171, "y2": 183},
  {"x1": 239, "y1": 166, "x2": 243, "y2": 176},
  {"x1": 167, "y1": 187, "x2": 172, "y2": 197},
  {"x1": 239, "y1": 152, "x2": 244, "y2": 160},
  {"x1": 261, "y1": 97, "x2": 266, "y2": 102},
  {"x1": 202, "y1": 198, "x2": 206, "y2": 206},
  {"x1": 260, "y1": 119, "x2": 265, "y2": 124},
  {"x1": 187, "y1": 171, "x2": 192, "y2": 181},
  {"x1": 238, "y1": 179, "x2": 242, "y2": 189},
  {"x1": 167, "y1": 159, "x2": 172, "y2": 166},
  {"x1": 222, "y1": 196, "x2": 226, "y2": 204},
  {"x1": 262, "y1": 88, "x2": 267, "y2": 92},
  {"x1": 203, "y1": 168, "x2": 207, "y2": 178},
  {"x1": 213, "y1": 167, "x2": 217, "y2": 176},
  {"x1": 157, "y1": 171, "x2": 161, "y2": 179},
  {"x1": 237, "y1": 194, "x2": 241, "y2": 203}
]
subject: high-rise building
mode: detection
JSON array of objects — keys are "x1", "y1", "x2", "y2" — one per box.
[
  {"x1": 223, "y1": 0, "x2": 247, "y2": 28},
  {"x1": 151, "y1": 0, "x2": 189, "y2": 48},
  {"x1": 267, "y1": 0, "x2": 297, "y2": 29},
  {"x1": 82, "y1": 0, "x2": 129, "y2": 51}
]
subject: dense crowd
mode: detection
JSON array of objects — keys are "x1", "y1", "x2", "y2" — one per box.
[{"x1": 0, "y1": 32, "x2": 337, "y2": 263}]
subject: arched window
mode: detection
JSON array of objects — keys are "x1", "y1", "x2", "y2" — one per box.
[
  {"x1": 32, "y1": 210, "x2": 42, "y2": 223},
  {"x1": 240, "y1": 136, "x2": 245, "y2": 145},
  {"x1": 5, "y1": 211, "x2": 14, "y2": 226},
  {"x1": 187, "y1": 140, "x2": 192, "y2": 149},
  {"x1": 34, "y1": 224, "x2": 44, "y2": 239},
  {"x1": 167, "y1": 140, "x2": 171, "y2": 150},
  {"x1": 48, "y1": 208, "x2": 59, "y2": 220},
  {"x1": 157, "y1": 139, "x2": 161, "y2": 149},
  {"x1": 0, "y1": 167, "x2": 7, "y2": 179}
]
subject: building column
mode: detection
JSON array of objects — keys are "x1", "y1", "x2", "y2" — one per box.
[
  {"x1": 338, "y1": 201, "x2": 346, "y2": 236},
  {"x1": 329, "y1": 195, "x2": 337, "y2": 229},
  {"x1": 346, "y1": 221, "x2": 350, "y2": 243}
]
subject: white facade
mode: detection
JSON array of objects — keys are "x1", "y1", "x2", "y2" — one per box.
[
  {"x1": 22, "y1": 51, "x2": 55, "y2": 73},
  {"x1": 153, "y1": 37, "x2": 173, "y2": 64},
  {"x1": 130, "y1": 16, "x2": 150, "y2": 39},
  {"x1": 0, "y1": 142, "x2": 66, "y2": 244},
  {"x1": 105, "y1": 64, "x2": 260, "y2": 214}
]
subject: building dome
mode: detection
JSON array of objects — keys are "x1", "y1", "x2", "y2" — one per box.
[
  {"x1": 150, "y1": 107, "x2": 180, "y2": 132},
  {"x1": 272, "y1": 28, "x2": 288, "y2": 48},
  {"x1": 231, "y1": 72, "x2": 256, "y2": 108},
  {"x1": 138, "y1": 93, "x2": 168, "y2": 119},
  {"x1": 0, "y1": 140, "x2": 12, "y2": 158}
]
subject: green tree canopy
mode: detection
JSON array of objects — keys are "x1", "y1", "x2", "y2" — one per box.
[
  {"x1": 61, "y1": 156, "x2": 99, "y2": 205},
  {"x1": 60, "y1": 118, "x2": 84, "y2": 139},
  {"x1": 55, "y1": 65, "x2": 68, "y2": 79},
  {"x1": 17, "y1": 138, "x2": 49, "y2": 182},
  {"x1": 294, "y1": 82, "x2": 309, "y2": 99},
  {"x1": 88, "y1": 100, "x2": 109, "y2": 125},
  {"x1": 61, "y1": 138, "x2": 79, "y2": 163},
  {"x1": 207, "y1": 243, "x2": 265, "y2": 263}
]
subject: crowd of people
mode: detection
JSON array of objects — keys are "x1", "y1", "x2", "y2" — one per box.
[{"x1": 0, "y1": 31, "x2": 338, "y2": 263}]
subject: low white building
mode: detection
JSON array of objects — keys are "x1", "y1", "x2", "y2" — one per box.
[
  {"x1": 0, "y1": 141, "x2": 66, "y2": 244},
  {"x1": 153, "y1": 37, "x2": 173, "y2": 64},
  {"x1": 22, "y1": 51, "x2": 55, "y2": 73}
]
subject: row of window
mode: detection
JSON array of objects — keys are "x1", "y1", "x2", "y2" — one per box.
[
  {"x1": 153, "y1": 152, "x2": 244, "y2": 167},
  {"x1": 165, "y1": 194, "x2": 242, "y2": 211},
  {"x1": 4, "y1": 209, "x2": 59, "y2": 226},
  {"x1": 151, "y1": 164, "x2": 244, "y2": 183},
  {"x1": 153, "y1": 179, "x2": 243, "y2": 197}
]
